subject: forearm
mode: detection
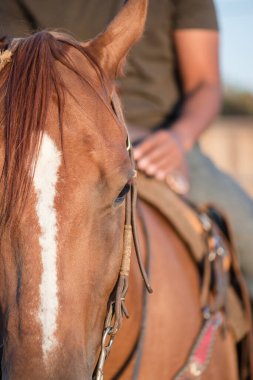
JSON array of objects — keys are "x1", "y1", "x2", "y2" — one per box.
[{"x1": 171, "y1": 82, "x2": 221, "y2": 151}]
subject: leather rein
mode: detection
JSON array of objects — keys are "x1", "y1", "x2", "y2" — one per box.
[{"x1": 93, "y1": 93, "x2": 152, "y2": 380}]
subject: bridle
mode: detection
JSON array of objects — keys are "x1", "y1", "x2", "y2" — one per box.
[{"x1": 93, "y1": 94, "x2": 153, "y2": 380}]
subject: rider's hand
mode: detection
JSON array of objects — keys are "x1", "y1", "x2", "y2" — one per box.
[{"x1": 133, "y1": 130, "x2": 189, "y2": 193}]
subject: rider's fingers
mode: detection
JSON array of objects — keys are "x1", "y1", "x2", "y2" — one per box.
[
  {"x1": 154, "y1": 155, "x2": 181, "y2": 180},
  {"x1": 140, "y1": 150, "x2": 180, "y2": 178},
  {"x1": 137, "y1": 142, "x2": 174, "y2": 170},
  {"x1": 133, "y1": 130, "x2": 170, "y2": 160}
]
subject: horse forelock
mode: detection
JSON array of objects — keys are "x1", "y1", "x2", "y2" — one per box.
[{"x1": 0, "y1": 30, "x2": 106, "y2": 235}]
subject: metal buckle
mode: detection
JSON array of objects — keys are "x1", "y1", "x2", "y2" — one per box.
[
  {"x1": 94, "y1": 327, "x2": 115, "y2": 380},
  {"x1": 199, "y1": 213, "x2": 212, "y2": 232},
  {"x1": 126, "y1": 134, "x2": 131, "y2": 151}
]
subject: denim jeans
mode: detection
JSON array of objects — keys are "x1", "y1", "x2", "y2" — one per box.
[{"x1": 186, "y1": 145, "x2": 253, "y2": 298}]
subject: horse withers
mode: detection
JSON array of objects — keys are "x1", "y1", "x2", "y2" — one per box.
[{"x1": 0, "y1": 0, "x2": 251, "y2": 379}]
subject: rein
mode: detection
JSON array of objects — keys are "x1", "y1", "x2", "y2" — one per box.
[{"x1": 93, "y1": 93, "x2": 152, "y2": 380}]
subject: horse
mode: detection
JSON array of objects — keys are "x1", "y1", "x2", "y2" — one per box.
[{"x1": 0, "y1": 0, "x2": 251, "y2": 379}]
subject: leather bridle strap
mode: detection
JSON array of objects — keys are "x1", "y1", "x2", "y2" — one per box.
[
  {"x1": 109, "y1": 202, "x2": 151, "y2": 380},
  {"x1": 94, "y1": 160, "x2": 151, "y2": 380},
  {"x1": 131, "y1": 202, "x2": 151, "y2": 380},
  {"x1": 93, "y1": 93, "x2": 152, "y2": 380}
]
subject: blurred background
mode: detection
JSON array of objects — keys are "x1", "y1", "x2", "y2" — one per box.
[{"x1": 200, "y1": 0, "x2": 253, "y2": 195}]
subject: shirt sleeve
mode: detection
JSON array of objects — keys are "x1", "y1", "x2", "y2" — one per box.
[{"x1": 173, "y1": 0, "x2": 219, "y2": 31}]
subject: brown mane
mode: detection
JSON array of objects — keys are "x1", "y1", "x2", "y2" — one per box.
[{"x1": 0, "y1": 31, "x2": 105, "y2": 235}]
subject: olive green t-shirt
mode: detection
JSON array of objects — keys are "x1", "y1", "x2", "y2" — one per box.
[{"x1": 0, "y1": 0, "x2": 218, "y2": 139}]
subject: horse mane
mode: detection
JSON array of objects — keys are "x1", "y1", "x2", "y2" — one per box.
[{"x1": 0, "y1": 31, "x2": 105, "y2": 234}]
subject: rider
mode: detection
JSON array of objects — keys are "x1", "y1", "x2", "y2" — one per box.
[{"x1": 1, "y1": 0, "x2": 253, "y2": 298}]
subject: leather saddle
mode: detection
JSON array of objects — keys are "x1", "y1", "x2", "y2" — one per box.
[{"x1": 136, "y1": 171, "x2": 253, "y2": 377}]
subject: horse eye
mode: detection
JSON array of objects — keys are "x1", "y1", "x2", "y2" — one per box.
[{"x1": 114, "y1": 183, "x2": 131, "y2": 206}]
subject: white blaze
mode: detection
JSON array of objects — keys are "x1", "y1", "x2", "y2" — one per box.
[{"x1": 33, "y1": 133, "x2": 61, "y2": 361}]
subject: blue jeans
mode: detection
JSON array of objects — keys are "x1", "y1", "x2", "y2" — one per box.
[{"x1": 186, "y1": 145, "x2": 253, "y2": 298}]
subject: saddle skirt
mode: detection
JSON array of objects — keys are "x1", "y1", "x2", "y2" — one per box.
[{"x1": 136, "y1": 171, "x2": 251, "y2": 345}]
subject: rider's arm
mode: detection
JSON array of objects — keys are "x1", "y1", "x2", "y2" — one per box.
[
  {"x1": 134, "y1": 0, "x2": 221, "y2": 180},
  {"x1": 171, "y1": 29, "x2": 221, "y2": 152},
  {"x1": 134, "y1": 31, "x2": 220, "y2": 180}
]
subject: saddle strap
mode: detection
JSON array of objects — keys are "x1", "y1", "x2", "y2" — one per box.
[{"x1": 173, "y1": 312, "x2": 223, "y2": 380}]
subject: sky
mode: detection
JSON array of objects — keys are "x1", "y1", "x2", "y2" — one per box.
[{"x1": 215, "y1": 0, "x2": 253, "y2": 92}]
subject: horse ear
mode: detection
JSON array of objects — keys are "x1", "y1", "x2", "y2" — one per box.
[{"x1": 84, "y1": 0, "x2": 148, "y2": 79}]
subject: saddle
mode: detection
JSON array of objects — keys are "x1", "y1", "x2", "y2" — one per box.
[{"x1": 136, "y1": 171, "x2": 253, "y2": 378}]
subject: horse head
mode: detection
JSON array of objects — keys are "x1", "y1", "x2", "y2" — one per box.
[{"x1": 0, "y1": 0, "x2": 147, "y2": 378}]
